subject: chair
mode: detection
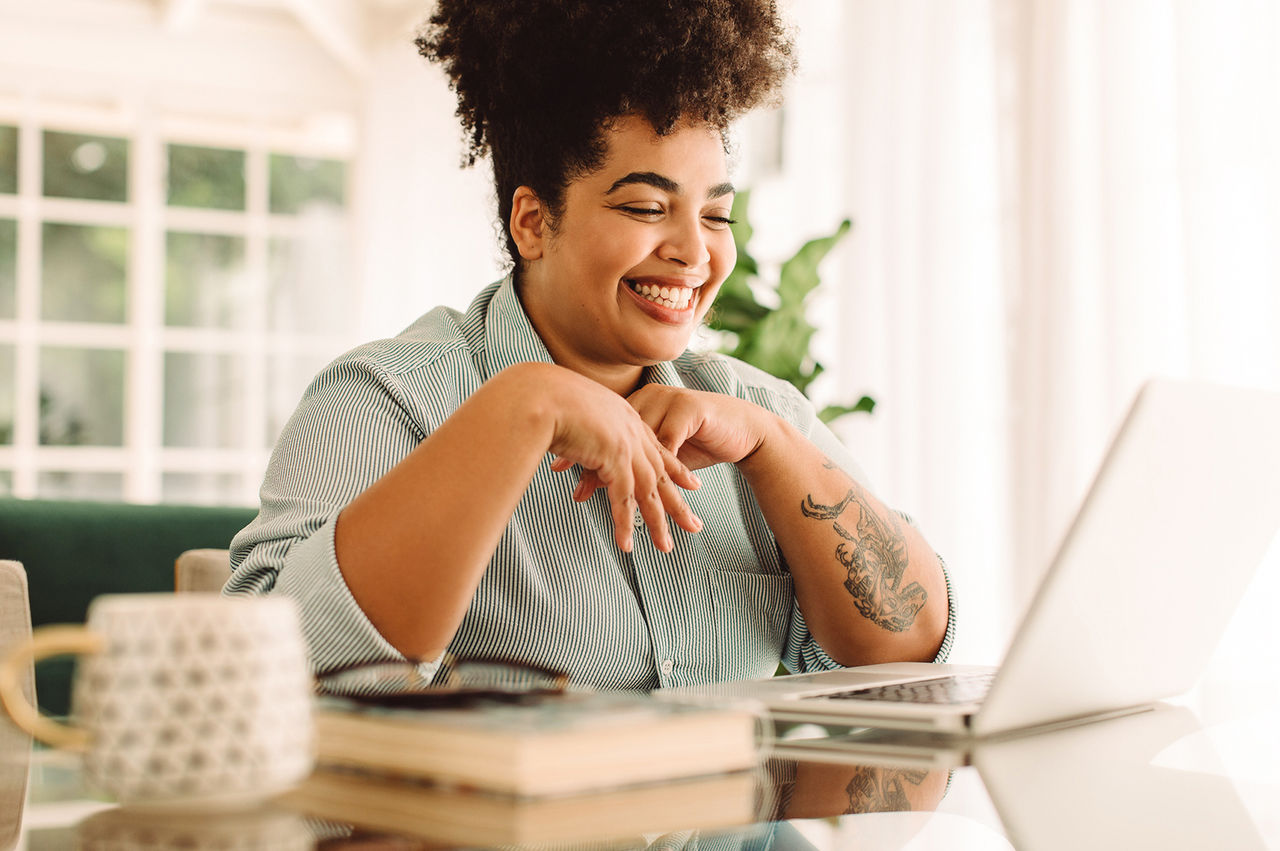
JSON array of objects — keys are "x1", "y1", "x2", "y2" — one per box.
[
  {"x1": 0, "y1": 560, "x2": 33, "y2": 851},
  {"x1": 0, "y1": 498, "x2": 256, "y2": 716},
  {"x1": 174, "y1": 548, "x2": 234, "y2": 593}
]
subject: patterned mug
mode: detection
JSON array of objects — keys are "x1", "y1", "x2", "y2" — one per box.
[{"x1": 0, "y1": 593, "x2": 313, "y2": 807}]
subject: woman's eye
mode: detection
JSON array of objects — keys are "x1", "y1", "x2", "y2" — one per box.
[
  {"x1": 703, "y1": 215, "x2": 737, "y2": 229},
  {"x1": 618, "y1": 205, "x2": 663, "y2": 217}
]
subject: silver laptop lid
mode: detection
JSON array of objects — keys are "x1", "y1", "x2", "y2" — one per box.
[{"x1": 974, "y1": 379, "x2": 1280, "y2": 735}]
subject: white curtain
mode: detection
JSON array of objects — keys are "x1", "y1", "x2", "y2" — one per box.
[{"x1": 797, "y1": 0, "x2": 1280, "y2": 665}]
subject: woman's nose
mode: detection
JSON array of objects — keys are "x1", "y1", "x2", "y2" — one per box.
[{"x1": 658, "y1": 215, "x2": 712, "y2": 268}]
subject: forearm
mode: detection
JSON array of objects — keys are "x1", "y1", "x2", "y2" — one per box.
[
  {"x1": 738, "y1": 417, "x2": 949, "y2": 666},
  {"x1": 334, "y1": 363, "x2": 557, "y2": 661}
]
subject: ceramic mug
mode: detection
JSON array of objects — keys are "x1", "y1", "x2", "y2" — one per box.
[{"x1": 0, "y1": 593, "x2": 314, "y2": 807}]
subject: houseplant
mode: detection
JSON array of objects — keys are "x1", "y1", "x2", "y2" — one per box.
[{"x1": 708, "y1": 190, "x2": 873, "y2": 422}]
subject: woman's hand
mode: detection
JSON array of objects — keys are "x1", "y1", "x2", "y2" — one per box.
[
  {"x1": 540, "y1": 367, "x2": 703, "y2": 553},
  {"x1": 557, "y1": 384, "x2": 777, "y2": 517},
  {"x1": 627, "y1": 384, "x2": 775, "y2": 470}
]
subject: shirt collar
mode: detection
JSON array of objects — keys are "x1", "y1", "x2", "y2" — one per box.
[
  {"x1": 481, "y1": 274, "x2": 557, "y2": 381},
  {"x1": 641, "y1": 359, "x2": 685, "y2": 389}
]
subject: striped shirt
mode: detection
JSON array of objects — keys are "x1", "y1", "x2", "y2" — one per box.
[{"x1": 227, "y1": 276, "x2": 956, "y2": 688}]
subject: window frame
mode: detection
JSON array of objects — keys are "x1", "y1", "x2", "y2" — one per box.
[{"x1": 0, "y1": 99, "x2": 358, "y2": 505}]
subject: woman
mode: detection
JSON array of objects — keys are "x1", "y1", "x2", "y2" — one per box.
[{"x1": 229, "y1": 0, "x2": 955, "y2": 689}]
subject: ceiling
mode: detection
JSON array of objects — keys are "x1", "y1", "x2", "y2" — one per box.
[{"x1": 155, "y1": 0, "x2": 429, "y2": 77}]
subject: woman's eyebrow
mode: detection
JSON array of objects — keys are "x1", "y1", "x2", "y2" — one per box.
[
  {"x1": 606, "y1": 171, "x2": 679, "y2": 194},
  {"x1": 707, "y1": 181, "x2": 736, "y2": 200},
  {"x1": 605, "y1": 172, "x2": 737, "y2": 200}
]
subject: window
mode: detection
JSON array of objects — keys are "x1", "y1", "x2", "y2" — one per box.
[{"x1": 0, "y1": 114, "x2": 356, "y2": 505}]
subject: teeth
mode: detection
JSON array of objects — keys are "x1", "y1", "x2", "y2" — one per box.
[{"x1": 629, "y1": 280, "x2": 693, "y2": 309}]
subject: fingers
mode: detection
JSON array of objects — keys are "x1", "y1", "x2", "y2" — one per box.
[
  {"x1": 653, "y1": 443, "x2": 703, "y2": 534},
  {"x1": 547, "y1": 388, "x2": 704, "y2": 553},
  {"x1": 561, "y1": 441, "x2": 701, "y2": 553},
  {"x1": 606, "y1": 473, "x2": 637, "y2": 553},
  {"x1": 572, "y1": 469, "x2": 602, "y2": 501}
]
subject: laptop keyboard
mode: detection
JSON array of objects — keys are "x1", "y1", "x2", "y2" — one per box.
[{"x1": 807, "y1": 672, "x2": 996, "y2": 705}]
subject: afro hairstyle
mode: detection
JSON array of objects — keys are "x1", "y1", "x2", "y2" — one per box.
[{"x1": 416, "y1": 0, "x2": 795, "y2": 269}]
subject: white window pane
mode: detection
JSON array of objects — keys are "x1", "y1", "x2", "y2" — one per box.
[
  {"x1": 269, "y1": 154, "x2": 345, "y2": 215},
  {"x1": 0, "y1": 125, "x2": 16, "y2": 195},
  {"x1": 36, "y1": 471, "x2": 124, "y2": 501},
  {"x1": 268, "y1": 228, "x2": 353, "y2": 335},
  {"x1": 0, "y1": 218, "x2": 14, "y2": 318},
  {"x1": 0, "y1": 344, "x2": 12, "y2": 444},
  {"x1": 165, "y1": 231, "x2": 247, "y2": 328},
  {"x1": 39, "y1": 346, "x2": 125, "y2": 447},
  {"x1": 163, "y1": 351, "x2": 246, "y2": 449},
  {"x1": 167, "y1": 143, "x2": 245, "y2": 211},
  {"x1": 162, "y1": 472, "x2": 247, "y2": 506},
  {"x1": 265, "y1": 352, "x2": 331, "y2": 447},
  {"x1": 41, "y1": 222, "x2": 129, "y2": 324},
  {"x1": 43, "y1": 131, "x2": 128, "y2": 203}
]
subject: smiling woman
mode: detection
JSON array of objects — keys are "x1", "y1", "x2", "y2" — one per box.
[
  {"x1": 514, "y1": 117, "x2": 738, "y2": 392},
  {"x1": 226, "y1": 0, "x2": 956, "y2": 690}
]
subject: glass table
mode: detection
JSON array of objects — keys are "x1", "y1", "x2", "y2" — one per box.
[{"x1": 5, "y1": 683, "x2": 1277, "y2": 851}]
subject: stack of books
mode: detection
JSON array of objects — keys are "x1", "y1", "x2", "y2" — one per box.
[{"x1": 281, "y1": 691, "x2": 764, "y2": 845}]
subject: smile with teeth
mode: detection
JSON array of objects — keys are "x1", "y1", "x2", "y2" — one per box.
[{"x1": 627, "y1": 279, "x2": 694, "y2": 310}]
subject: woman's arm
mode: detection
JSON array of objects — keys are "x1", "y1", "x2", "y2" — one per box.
[
  {"x1": 736, "y1": 415, "x2": 948, "y2": 665},
  {"x1": 335, "y1": 361, "x2": 701, "y2": 661},
  {"x1": 626, "y1": 385, "x2": 949, "y2": 667}
]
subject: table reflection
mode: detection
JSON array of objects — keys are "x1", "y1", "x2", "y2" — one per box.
[
  {"x1": 8, "y1": 698, "x2": 1275, "y2": 850},
  {"x1": 774, "y1": 702, "x2": 1271, "y2": 850}
]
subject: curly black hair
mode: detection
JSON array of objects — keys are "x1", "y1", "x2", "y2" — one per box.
[{"x1": 416, "y1": 0, "x2": 795, "y2": 270}]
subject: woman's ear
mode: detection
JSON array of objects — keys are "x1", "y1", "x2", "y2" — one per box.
[{"x1": 509, "y1": 187, "x2": 546, "y2": 261}]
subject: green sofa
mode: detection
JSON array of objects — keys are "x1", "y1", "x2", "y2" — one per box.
[{"x1": 0, "y1": 498, "x2": 257, "y2": 716}]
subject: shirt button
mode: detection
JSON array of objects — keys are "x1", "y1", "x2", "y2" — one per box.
[
  {"x1": 661, "y1": 659, "x2": 674, "y2": 676},
  {"x1": 633, "y1": 508, "x2": 644, "y2": 526}
]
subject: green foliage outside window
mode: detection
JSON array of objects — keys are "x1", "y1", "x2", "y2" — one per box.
[
  {"x1": 167, "y1": 144, "x2": 246, "y2": 210},
  {"x1": 41, "y1": 223, "x2": 128, "y2": 324},
  {"x1": 709, "y1": 190, "x2": 874, "y2": 423},
  {"x1": 269, "y1": 154, "x2": 346, "y2": 214},
  {"x1": 42, "y1": 131, "x2": 129, "y2": 202},
  {"x1": 0, "y1": 218, "x2": 15, "y2": 318},
  {"x1": 0, "y1": 125, "x2": 16, "y2": 194}
]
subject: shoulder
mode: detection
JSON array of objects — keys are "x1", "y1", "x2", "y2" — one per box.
[
  {"x1": 672, "y1": 349, "x2": 812, "y2": 426},
  {"x1": 302, "y1": 283, "x2": 503, "y2": 411}
]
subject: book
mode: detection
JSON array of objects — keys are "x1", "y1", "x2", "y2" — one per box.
[
  {"x1": 311, "y1": 691, "x2": 762, "y2": 797},
  {"x1": 280, "y1": 765, "x2": 762, "y2": 846}
]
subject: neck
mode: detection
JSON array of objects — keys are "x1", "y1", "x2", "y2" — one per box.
[
  {"x1": 544, "y1": 344, "x2": 645, "y2": 397},
  {"x1": 514, "y1": 274, "x2": 645, "y2": 397}
]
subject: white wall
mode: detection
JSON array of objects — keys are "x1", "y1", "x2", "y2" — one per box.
[{"x1": 356, "y1": 24, "x2": 504, "y2": 340}]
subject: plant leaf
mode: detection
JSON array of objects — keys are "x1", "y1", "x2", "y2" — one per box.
[
  {"x1": 778, "y1": 219, "x2": 852, "y2": 306},
  {"x1": 729, "y1": 190, "x2": 754, "y2": 252},
  {"x1": 818, "y1": 396, "x2": 876, "y2": 423}
]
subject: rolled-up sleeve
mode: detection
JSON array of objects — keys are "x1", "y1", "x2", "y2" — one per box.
[{"x1": 225, "y1": 353, "x2": 449, "y2": 679}]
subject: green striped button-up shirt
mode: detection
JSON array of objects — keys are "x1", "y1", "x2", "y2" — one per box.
[{"x1": 227, "y1": 276, "x2": 956, "y2": 688}]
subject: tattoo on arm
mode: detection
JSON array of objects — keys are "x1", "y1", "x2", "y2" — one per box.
[
  {"x1": 845, "y1": 767, "x2": 929, "y2": 814},
  {"x1": 801, "y1": 482, "x2": 928, "y2": 632}
]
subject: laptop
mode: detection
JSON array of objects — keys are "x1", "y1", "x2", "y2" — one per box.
[{"x1": 659, "y1": 378, "x2": 1280, "y2": 737}]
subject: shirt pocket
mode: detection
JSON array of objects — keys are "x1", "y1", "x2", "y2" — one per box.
[{"x1": 707, "y1": 568, "x2": 794, "y2": 681}]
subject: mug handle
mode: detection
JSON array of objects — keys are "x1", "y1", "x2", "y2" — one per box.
[{"x1": 0, "y1": 625, "x2": 104, "y2": 750}]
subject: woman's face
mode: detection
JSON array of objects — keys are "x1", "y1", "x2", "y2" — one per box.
[{"x1": 516, "y1": 115, "x2": 737, "y2": 391}]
